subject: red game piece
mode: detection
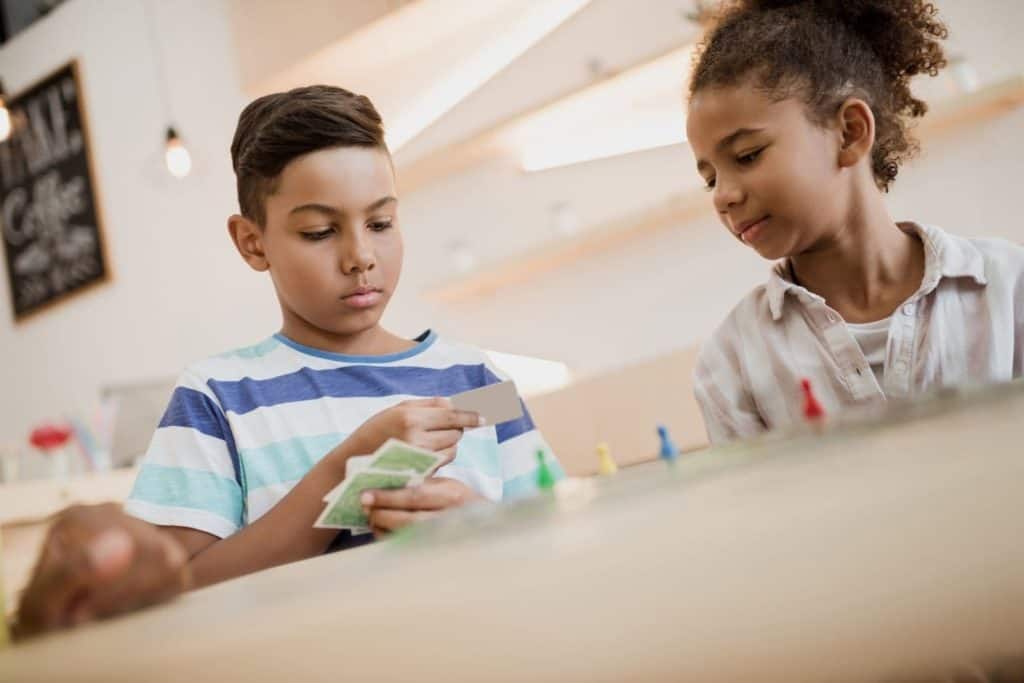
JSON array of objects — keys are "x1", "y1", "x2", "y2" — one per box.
[
  {"x1": 29, "y1": 423, "x2": 73, "y2": 451},
  {"x1": 800, "y1": 378, "x2": 825, "y2": 421}
]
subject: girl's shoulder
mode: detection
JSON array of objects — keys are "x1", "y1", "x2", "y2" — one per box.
[{"x1": 928, "y1": 225, "x2": 1024, "y2": 287}]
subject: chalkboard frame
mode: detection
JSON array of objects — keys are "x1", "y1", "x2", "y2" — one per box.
[{"x1": 0, "y1": 59, "x2": 112, "y2": 324}]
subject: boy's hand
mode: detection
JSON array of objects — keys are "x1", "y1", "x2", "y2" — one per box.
[
  {"x1": 352, "y1": 398, "x2": 483, "y2": 461},
  {"x1": 360, "y1": 478, "x2": 484, "y2": 536},
  {"x1": 14, "y1": 503, "x2": 190, "y2": 639}
]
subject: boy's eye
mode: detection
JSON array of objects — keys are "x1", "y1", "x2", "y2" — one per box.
[
  {"x1": 703, "y1": 177, "x2": 717, "y2": 191},
  {"x1": 301, "y1": 227, "x2": 334, "y2": 241},
  {"x1": 737, "y1": 147, "x2": 764, "y2": 165},
  {"x1": 368, "y1": 220, "x2": 393, "y2": 233}
]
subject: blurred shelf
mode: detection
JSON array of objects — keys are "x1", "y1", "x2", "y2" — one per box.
[
  {"x1": 421, "y1": 73, "x2": 1024, "y2": 305},
  {"x1": 423, "y1": 187, "x2": 709, "y2": 304},
  {"x1": 918, "y1": 73, "x2": 1024, "y2": 140}
]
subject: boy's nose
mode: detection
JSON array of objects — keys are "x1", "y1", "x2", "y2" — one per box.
[{"x1": 339, "y1": 233, "x2": 376, "y2": 274}]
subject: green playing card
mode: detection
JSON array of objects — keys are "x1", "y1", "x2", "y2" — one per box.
[
  {"x1": 318, "y1": 471, "x2": 414, "y2": 528},
  {"x1": 371, "y1": 441, "x2": 443, "y2": 475}
]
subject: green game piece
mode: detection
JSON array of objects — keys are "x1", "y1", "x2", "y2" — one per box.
[{"x1": 536, "y1": 449, "x2": 555, "y2": 491}]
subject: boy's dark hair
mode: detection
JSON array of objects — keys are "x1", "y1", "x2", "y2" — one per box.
[
  {"x1": 689, "y1": 0, "x2": 948, "y2": 191},
  {"x1": 230, "y1": 85, "x2": 387, "y2": 224}
]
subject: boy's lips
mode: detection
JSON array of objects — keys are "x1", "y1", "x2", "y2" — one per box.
[{"x1": 341, "y1": 287, "x2": 383, "y2": 309}]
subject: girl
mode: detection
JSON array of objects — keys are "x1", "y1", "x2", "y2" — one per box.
[{"x1": 687, "y1": 0, "x2": 1024, "y2": 443}]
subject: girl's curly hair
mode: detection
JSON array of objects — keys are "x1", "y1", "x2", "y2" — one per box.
[{"x1": 689, "y1": 0, "x2": 949, "y2": 191}]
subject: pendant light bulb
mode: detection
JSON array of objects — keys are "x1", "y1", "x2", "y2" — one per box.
[
  {"x1": 0, "y1": 80, "x2": 11, "y2": 143},
  {"x1": 164, "y1": 126, "x2": 191, "y2": 179},
  {"x1": 0, "y1": 104, "x2": 11, "y2": 143}
]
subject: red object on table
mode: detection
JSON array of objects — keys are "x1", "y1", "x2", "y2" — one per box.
[
  {"x1": 29, "y1": 424, "x2": 73, "y2": 451},
  {"x1": 800, "y1": 378, "x2": 825, "y2": 421}
]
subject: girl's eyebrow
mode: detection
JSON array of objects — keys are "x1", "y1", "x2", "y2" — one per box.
[
  {"x1": 716, "y1": 127, "x2": 765, "y2": 151},
  {"x1": 696, "y1": 127, "x2": 768, "y2": 171}
]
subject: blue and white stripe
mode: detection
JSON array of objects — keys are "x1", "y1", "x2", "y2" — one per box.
[{"x1": 125, "y1": 331, "x2": 564, "y2": 538}]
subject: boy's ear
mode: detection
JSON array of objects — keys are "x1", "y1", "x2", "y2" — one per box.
[
  {"x1": 227, "y1": 214, "x2": 270, "y2": 272},
  {"x1": 835, "y1": 97, "x2": 875, "y2": 170}
]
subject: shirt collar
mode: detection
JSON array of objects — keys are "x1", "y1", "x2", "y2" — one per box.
[
  {"x1": 765, "y1": 223, "x2": 988, "y2": 322},
  {"x1": 908, "y1": 222, "x2": 988, "y2": 291}
]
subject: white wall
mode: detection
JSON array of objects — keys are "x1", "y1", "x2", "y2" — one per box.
[
  {"x1": 228, "y1": 0, "x2": 399, "y2": 95},
  {"x1": 0, "y1": 0, "x2": 277, "y2": 441},
  {"x1": 0, "y1": 0, "x2": 1021, "y2": 446}
]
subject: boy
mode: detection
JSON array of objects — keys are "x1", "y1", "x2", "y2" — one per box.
[{"x1": 125, "y1": 86, "x2": 564, "y2": 588}]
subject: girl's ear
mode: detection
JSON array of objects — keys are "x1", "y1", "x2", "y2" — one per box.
[
  {"x1": 835, "y1": 98, "x2": 876, "y2": 169},
  {"x1": 228, "y1": 215, "x2": 270, "y2": 272}
]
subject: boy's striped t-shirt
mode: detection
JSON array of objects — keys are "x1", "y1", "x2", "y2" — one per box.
[{"x1": 124, "y1": 331, "x2": 565, "y2": 538}]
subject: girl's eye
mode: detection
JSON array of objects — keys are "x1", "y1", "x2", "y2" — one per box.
[
  {"x1": 368, "y1": 220, "x2": 393, "y2": 233},
  {"x1": 737, "y1": 148, "x2": 764, "y2": 165},
  {"x1": 301, "y1": 227, "x2": 334, "y2": 241},
  {"x1": 703, "y1": 177, "x2": 717, "y2": 191}
]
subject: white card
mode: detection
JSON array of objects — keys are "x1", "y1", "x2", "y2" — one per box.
[{"x1": 450, "y1": 380, "x2": 524, "y2": 426}]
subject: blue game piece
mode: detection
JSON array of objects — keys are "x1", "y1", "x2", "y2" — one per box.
[{"x1": 657, "y1": 424, "x2": 679, "y2": 463}]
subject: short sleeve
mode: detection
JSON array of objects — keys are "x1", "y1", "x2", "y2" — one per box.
[{"x1": 124, "y1": 369, "x2": 244, "y2": 538}]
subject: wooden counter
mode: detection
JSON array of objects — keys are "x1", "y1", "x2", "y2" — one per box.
[{"x1": 2, "y1": 384, "x2": 1023, "y2": 681}]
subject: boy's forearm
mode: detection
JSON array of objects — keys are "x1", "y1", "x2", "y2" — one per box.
[{"x1": 187, "y1": 438, "x2": 367, "y2": 589}]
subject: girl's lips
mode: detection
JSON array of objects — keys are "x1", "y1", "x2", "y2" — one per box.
[{"x1": 738, "y1": 216, "x2": 769, "y2": 243}]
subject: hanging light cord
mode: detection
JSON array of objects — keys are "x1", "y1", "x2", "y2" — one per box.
[{"x1": 143, "y1": 0, "x2": 174, "y2": 126}]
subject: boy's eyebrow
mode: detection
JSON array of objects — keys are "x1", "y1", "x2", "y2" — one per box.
[
  {"x1": 365, "y1": 196, "x2": 397, "y2": 212},
  {"x1": 288, "y1": 196, "x2": 397, "y2": 217},
  {"x1": 289, "y1": 203, "x2": 340, "y2": 217}
]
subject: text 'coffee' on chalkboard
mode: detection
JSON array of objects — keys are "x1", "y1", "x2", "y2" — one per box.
[{"x1": 0, "y1": 61, "x2": 109, "y2": 321}]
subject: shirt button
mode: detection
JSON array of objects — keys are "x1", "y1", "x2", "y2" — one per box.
[
  {"x1": 827, "y1": 313, "x2": 838, "y2": 324},
  {"x1": 902, "y1": 303, "x2": 916, "y2": 316}
]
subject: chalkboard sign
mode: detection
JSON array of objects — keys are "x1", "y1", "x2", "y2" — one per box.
[{"x1": 0, "y1": 60, "x2": 109, "y2": 321}]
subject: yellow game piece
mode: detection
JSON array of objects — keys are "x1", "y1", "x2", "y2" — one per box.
[{"x1": 596, "y1": 443, "x2": 618, "y2": 476}]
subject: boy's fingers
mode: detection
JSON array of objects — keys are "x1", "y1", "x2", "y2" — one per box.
[
  {"x1": 422, "y1": 408, "x2": 483, "y2": 431},
  {"x1": 424, "y1": 429, "x2": 464, "y2": 452},
  {"x1": 362, "y1": 481, "x2": 464, "y2": 512},
  {"x1": 401, "y1": 397, "x2": 451, "y2": 408},
  {"x1": 361, "y1": 486, "x2": 437, "y2": 511},
  {"x1": 367, "y1": 508, "x2": 437, "y2": 533}
]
